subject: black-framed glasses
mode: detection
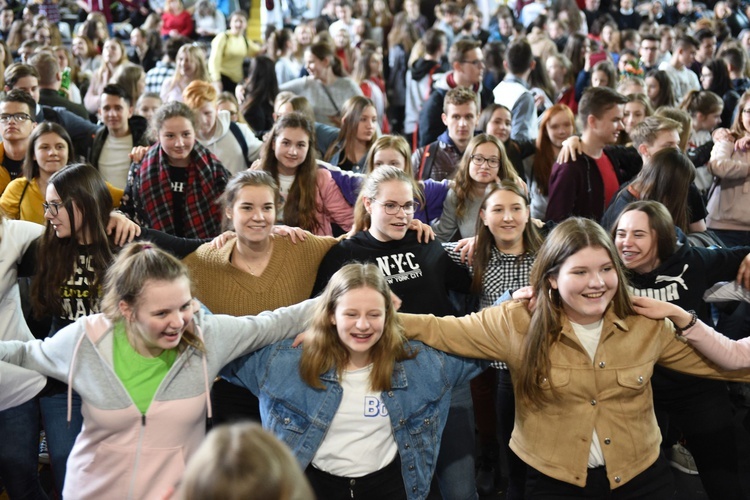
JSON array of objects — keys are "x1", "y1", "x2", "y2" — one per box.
[
  {"x1": 42, "y1": 201, "x2": 64, "y2": 217},
  {"x1": 460, "y1": 59, "x2": 485, "y2": 67},
  {"x1": 470, "y1": 155, "x2": 501, "y2": 168},
  {"x1": 0, "y1": 113, "x2": 31, "y2": 123},
  {"x1": 370, "y1": 199, "x2": 420, "y2": 215}
]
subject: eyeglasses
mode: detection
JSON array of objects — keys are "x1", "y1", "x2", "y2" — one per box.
[
  {"x1": 370, "y1": 199, "x2": 420, "y2": 215},
  {"x1": 0, "y1": 113, "x2": 31, "y2": 123},
  {"x1": 42, "y1": 201, "x2": 64, "y2": 217},
  {"x1": 461, "y1": 59, "x2": 485, "y2": 67},
  {"x1": 470, "y1": 155, "x2": 501, "y2": 168}
]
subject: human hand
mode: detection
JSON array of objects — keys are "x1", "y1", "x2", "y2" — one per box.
[
  {"x1": 210, "y1": 231, "x2": 236, "y2": 249},
  {"x1": 454, "y1": 236, "x2": 476, "y2": 266},
  {"x1": 107, "y1": 212, "x2": 141, "y2": 246},
  {"x1": 272, "y1": 225, "x2": 308, "y2": 243},
  {"x1": 557, "y1": 136, "x2": 582, "y2": 164},
  {"x1": 409, "y1": 219, "x2": 435, "y2": 243},
  {"x1": 129, "y1": 146, "x2": 149, "y2": 164}
]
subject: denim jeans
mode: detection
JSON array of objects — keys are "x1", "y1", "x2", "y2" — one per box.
[
  {"x1": 39, "y1": 391, "x2": 83, "y2": 497},
  {"x1": 0, "y1": 398, "x2": 48, "y2": 500},
  {"x1": 435, "y1": 381, "x2": 478, "y2": 500}
]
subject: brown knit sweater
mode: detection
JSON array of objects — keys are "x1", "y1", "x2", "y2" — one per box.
[{"x1": 184, "y1": 234, "x2": 338, "y2": 316}]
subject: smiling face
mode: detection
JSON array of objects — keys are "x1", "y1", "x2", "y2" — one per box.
[
  {"x1": 230, "y1": 14, "x2": 247, "y2": 35},
  {"x1": 364, "y1": 179, "x2": 414, "y2": 242},
  {"x1": 72, "y1": 37, "x2": 87, "y2": 57},
  {"x1": 272, "y1": 126, "x2": 310, "y2": 176},
  {"x1": 700, "y1": 66, "x2": 713, "y2": 90},
  {"x1": 100, "y1": 93, "x2": 132, "y2": 137},
  {"x1": 469, "y1": 141, "x2": 501, "y2": 185},
  {"x1": 102, "y1": 40, "x2": 123, "y2": 65},
  {"x1": 623, "y1": 101, "x2": 647, "y2": 134},
  {"x1": 158, "y1": 116, "x2": 195, "y2": 167},
  {"x1": 176, "y1": 50, "x2": 196, "y2": 78},
  {"x1": 545, "y1": 110, "x2": 574, "y2": 148},
  {"x1": 486, "y1": 107, "x2": 512, "y2": 143},
  {"x1": 304, "y1": 52, "x2": 328, "y2": 80},
  {"x1": 227, "y1": 184, "x2": 275, "y2": 246},
  {"x1": 372, "y1": 147, "x2": 407, "y2": 170},
  {"x1": 119, "y1": 278, "x2": 194, "y2": 358},
  {"x1": 591, "y1": 70, "x2": 609, "y2": 88},
  {"x1": 615, "y1": 209, "x2": 660, "y2": 273},
  {"x1": 332, "y1": 286, "x2": 385, "y2": 369},
  {"x1": 481, "y1": 189, "x2": 529, "y2": 252},
  {"x1": 356, "y1": 105, "x2": 378, "y2": 143},
  {"x1": 34, "y1": 132, "x2": 69, "y2": 177},
  {"x1": 548, "y1": 246, "x2": 618, "y2": 325},
  {"x1": 590, "y1": 104, "x2": 624, "y2": 144},
  {"x1": 44, "y1": 184, "x2": 83, "y2": 241}
]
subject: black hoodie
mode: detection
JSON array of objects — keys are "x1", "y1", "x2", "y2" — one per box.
[{"x1": 628, "y1": 228, "x2": 750, "y2": 401}]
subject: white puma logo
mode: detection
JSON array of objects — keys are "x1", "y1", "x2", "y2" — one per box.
[{"x1": 654, "y1": 264, "x2": 689, "y2": 290}]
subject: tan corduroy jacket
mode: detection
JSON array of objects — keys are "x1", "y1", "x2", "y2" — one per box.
[{"x1": 399, "y1": 300, "x2": 750, "y2": 489}]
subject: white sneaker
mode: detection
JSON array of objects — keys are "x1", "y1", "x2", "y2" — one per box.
[{"x1": 669, "y1": 443, "x2": 699, "y2": 475}]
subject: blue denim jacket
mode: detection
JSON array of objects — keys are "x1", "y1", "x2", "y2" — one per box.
[{"x1": 223, "y1": 339, "x2": 487, "y2": 499}]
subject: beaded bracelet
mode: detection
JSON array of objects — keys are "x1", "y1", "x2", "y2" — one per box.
[{"x1": 674, "y1": 310, "x2": 697, "y2": 335}]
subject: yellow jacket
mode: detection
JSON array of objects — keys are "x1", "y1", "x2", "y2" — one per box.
[
  {"x1": 0, "y1": 177, "x2": 124, "y2": 224},
  {"x1": 399, "y1": 300, "x2": 750, "y2": 489}
]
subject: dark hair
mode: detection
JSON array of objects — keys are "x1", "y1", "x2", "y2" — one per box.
[
  {"x1": 306, "y1": 42, "x2": 345, "y2": 77},
  {"x1": 630, "y1": 147, "x2": 695, "y2": 232},
  {"x1": 645, "y1": 69, "x2": 677, "y2": 108},
  {"x1": 578, "y1": 87, "x2": 628, "y2": 122},
  {"x1": 0, "y1": 87, "x2": 36, "y2": 115},
  {"x1": 693, "y1": 28, "x2": 716, "y2": 43},
  {"x1": 260, "y1": 112, "x2": 320, "y2": 232},
  {"x1": 102, "y1": 83, "x2": 132, "y2": 106},
  {"x1": 680, "y1": 89, "x2": 722, "y2": 117},
  {"x1": 674, "y1": 34, "x2": 699, "y2": 51},
  {"x1": 505, "y1": 38, "x2": 533, "y2": 74},
  {"x1": 240, "y1": 55, "x2": 279, "y2": 117},
  {"x1": 720, "y1": 46, "x2": 746, "y2": 74},
  {"x1": 4, "y1": 63, "x2": 39, "y2": 90},
  {"x1": 164, "y1": 36, "x2": 190, "y2": 62},
  {"x1": 613, "y1": 200, "x2": 677, "y2": 263},
  {"x1": 422, "y1": 28, "x2": 447, "y2": 55},
  {"x1": 23, "y1": 122, "x2": 74, "y2": 180},
  {"x1": 701, "y1": 58, "x2": 733, "y2": 95},
  {"x1": 448, "y1": 38, "x2": 481, "y2": 65},
  {"x1": 31, "y1": 164, "x2": 114, "y2": 316}
]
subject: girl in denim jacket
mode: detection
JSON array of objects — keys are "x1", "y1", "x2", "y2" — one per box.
[{"x1": 224, "y1": 263, "x2": 486, "y2": 500}]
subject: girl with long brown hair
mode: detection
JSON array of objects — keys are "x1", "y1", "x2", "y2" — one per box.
[
  {"x1": 224, "y1": 262, "x2": 485, "y2": 499},
  {"x1": 432, "y1": 134, "x2": 521, "y2": 242},
  {"x1": 324, "y1": 96, "x2": 378, "y2": 172},
  {"x1": 261, "y1": 112, "x2": 353, "y2": 236},
  {"x1": 399, "y1": 217, "x2": 750, "y2": 498}
]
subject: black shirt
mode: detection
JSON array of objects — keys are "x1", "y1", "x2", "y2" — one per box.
[
  {"x1": 2, "y1": 154, "x2": 23, "y2": 181},
  {"x1": 169, "y1": 165, "x2": 189, "y2": 237}
]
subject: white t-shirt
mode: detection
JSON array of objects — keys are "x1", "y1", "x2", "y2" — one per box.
[
  {"x1": 312, "y1": 365, "x2": 399, "y2": 477},
  {"x1": 276, "y1": 173, "x2": 295, "y2": 223},
  {"x1": 97, "y1": 133, "x2": 134, "y2": 190},
  {"x1": 570, "y1": 319, "x2": 606, "y2": 468},
  {"x1": 658, "y1": 62, "x2": 700, "y2": 103}
]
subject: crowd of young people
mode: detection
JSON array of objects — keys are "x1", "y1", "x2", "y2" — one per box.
[{"x1": 1, "y1": 0, "x2": 750, "y2": 499}]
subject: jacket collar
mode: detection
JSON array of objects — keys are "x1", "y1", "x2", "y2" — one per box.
[
  {"x1": 557, "y1": 305, "x2": 630, "y2": 346},
  {"x1": 319, "y1": 361, "x2": 409, "y2": 389}
]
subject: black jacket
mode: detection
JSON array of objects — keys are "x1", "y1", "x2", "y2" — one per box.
[{"x1": 88, "y1": 115, "x2": 151, "y2": 169}]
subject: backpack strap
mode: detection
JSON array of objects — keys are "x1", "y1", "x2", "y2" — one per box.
[
  {"x1": 228, "y1": 121, "x2": 250, "y2": 168},
  {"x1": 417, "y1": 143, "x2": 434, "y2": 180}
]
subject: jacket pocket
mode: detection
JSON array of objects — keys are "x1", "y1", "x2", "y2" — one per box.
[
  {"x1": 269, "y1": 400, "x2": 312, "y2": 436},
  {"x1": 538, "y1": 367, "x2": 571, "y2": 415},
  {"x1": 404, "y1": 400, "x2": 441, "y2": 454},
  {"x1": 616, "y1": 363, "x2": 653, "y2": 391}
]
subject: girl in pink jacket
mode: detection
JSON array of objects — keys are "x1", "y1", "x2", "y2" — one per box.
[{"x1": 0, "y1": 242, "x2": 316, "y2": 499}]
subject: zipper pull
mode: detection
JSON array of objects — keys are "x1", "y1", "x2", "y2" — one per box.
[{"x1": 141, "y1": 414, "x2": 146, "y2": 426}]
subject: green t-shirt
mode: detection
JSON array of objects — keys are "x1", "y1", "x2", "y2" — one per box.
[{"x1": 113, "y1": 321, "x2": 177, "y2": 414}]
